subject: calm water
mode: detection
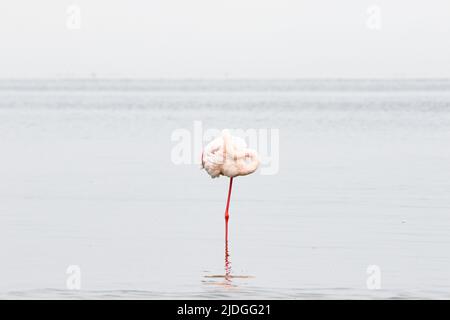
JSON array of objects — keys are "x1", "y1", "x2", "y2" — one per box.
[{"x1": 1, "y1": 79, "x2": 450, "y2": 299}]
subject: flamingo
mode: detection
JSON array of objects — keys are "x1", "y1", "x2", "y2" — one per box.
[{"x1": 201, "y1": 129, "x2": 260, "y2": 243}]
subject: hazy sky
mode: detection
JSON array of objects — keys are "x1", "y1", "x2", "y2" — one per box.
[{"x1": 1, "y1": 0, "x2": 449, "y2": 78}]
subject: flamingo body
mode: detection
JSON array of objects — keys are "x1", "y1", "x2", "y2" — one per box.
[
  {"x1": 201, "y1": 129, "x2": 260, "y2": 178},
  {"x1": 201, "y1": 129, "x2": 260, "y2": 246}
]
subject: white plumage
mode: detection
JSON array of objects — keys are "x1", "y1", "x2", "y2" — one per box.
[{"x1": 201, "y1": 129, "x2": 260, "y2": 178}]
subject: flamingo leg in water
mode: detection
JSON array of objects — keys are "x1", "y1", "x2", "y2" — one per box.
[
  {"x1": 224, "y1": 177, "x2": 233, "y2": 243},
  {"x1": 224, "y1": 237, "x2": 231, "y2": 281}
]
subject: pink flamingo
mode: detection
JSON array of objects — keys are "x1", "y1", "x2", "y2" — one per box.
[{"x1": 201, "y1": 130, "x2": 260, "y2": 243}]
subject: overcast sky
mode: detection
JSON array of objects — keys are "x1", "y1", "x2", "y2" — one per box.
[{"x1": 1, "y1": 0, "x2": 449, "y2": 78}]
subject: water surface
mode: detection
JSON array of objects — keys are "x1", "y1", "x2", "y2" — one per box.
[{"x1": 1, "y1": 79, "x2": 450, "y2": 299}]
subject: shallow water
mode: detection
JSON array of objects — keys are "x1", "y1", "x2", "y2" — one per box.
[{"x1": 1, "y1": 79, "x2": 450, "y2": 299}]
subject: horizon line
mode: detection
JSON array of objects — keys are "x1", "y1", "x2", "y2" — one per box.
[{"x1": 1, "y1": 77, "x2": 450, "y2": 81}]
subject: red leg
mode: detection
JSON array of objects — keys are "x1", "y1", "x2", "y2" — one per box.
[{"x1": 224, "y1": 177, "x2": 233, "y2": 242}]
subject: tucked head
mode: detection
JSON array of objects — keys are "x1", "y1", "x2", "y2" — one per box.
[{"x1": 202, "y1": 130, "x2": 260, "y2": 178}]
